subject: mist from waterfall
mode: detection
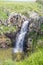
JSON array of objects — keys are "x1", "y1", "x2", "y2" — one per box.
[{"x1": 13, "y1": 21, "x2": 29, "y2": 53}]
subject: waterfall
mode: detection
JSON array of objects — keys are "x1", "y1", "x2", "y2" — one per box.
[{"x1": 13, "y1": 21, "x2": 29, "y2": 53}]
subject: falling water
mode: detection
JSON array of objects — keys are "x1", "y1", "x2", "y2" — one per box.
[{"x1": 13, "y1": 21, "x2": 29, "y2": 53}]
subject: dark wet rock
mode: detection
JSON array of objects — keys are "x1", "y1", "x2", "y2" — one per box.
[
  {"x1": 4, "y1": 31, "x2": 18, "y2": 47},
  {"x1": 4, "y1": 32, "x2": 17, "y2": 39},
  {"x1": 0, "y1": 20, "x2": 3, "y2": 25}
]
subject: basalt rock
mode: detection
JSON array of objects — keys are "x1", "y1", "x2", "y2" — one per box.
[
  {"x1": 7, "y1": 12, "x2": 28, "y2": 27},
  {"x1": 1, "y1": 12, "x2": 43, "y2": 53},
  {"x1": 4, "y1": 12, "x2": 43, "y2": 51},
  {"x1": 4, "y1": 30, "x2": 20, "y2": 47},
  {"x1": 29, "y1": 12, "x2": 43, "y2": 33},
  {"x1": 0, "y1": 20, "x2": 3, "y2": 25}
]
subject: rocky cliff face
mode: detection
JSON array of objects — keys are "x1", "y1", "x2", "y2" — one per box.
[{"x1": 0, "y1": 12, "x2": 43, "y2": 50}]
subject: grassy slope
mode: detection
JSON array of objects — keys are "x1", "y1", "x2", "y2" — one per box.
[
  {"x1": 0, "y1": 2, "x2": 43, "y2": 33},
  {"x1": 0, "y1": 2, "x2": 43, "y2": 20}
]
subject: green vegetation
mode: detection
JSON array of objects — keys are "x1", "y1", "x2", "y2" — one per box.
[
  {"x1": 0, "y1": 48, "x2": 43, "y2": 65},
  {"x1": 0, "y1": 48, "x2": 12, "y2": 61},
  {"x1": 0, "y1": 2, "x2": 43, "y2": 20},
  {"x1": 0, "y1": 1, "x2": 43, "y2": 65},
  {"x1": 40, "y1": 24, "x2": 43, "y2": 31},
  {"x1": 0, "y1": 1, "x2": 43, "y2": 33},
  {"x1": 0, "y1": 25, "x2": 17, "y2": 34}
]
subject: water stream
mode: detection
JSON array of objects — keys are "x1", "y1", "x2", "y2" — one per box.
[{"x1": 13, "y1": 21, "x2": 29, "y2": 53}]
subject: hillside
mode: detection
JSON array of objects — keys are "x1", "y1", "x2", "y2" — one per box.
[
  {"x1": 0, "y1": 1, "x2": 43, "y2": 65},
  {"x1": 0, "y1": 2, "x2": 43, "y2": 20}
]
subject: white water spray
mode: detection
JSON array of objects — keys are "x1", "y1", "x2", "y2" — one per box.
[{"x1": 13, "y1": 21, "x2": 29, "y2": 53}]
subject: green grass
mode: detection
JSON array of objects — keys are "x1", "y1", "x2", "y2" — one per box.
[
  {"x1": 0, "y1": 48, "x2": 43, "y2": 65},
  {"x1": 0, "y1": 48, "x2": 12, "y2": 61},
  {"x1": 0, "y1": 2, "x2": 43, "y2": 20},
  {"x1": 0, "y1": 25, "x2": 17, "y2": 34}
]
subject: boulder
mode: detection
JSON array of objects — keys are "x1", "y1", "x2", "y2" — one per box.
[
  {"x1": 29, "y1": 11, "x2": 39, "y2": 20},
  {"x1": 29, "y1": 12, "x2": 42, "y2": 33},
  {"x1": 7, "y1": 12, "x2": 28, "y2": 27}
]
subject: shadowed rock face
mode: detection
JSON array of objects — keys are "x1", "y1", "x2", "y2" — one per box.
[
  {"x1": 4, "y1": 12, "x2": 43, "y2": 49},
  {"x1": 4, "y1": 32, "x2": 18, "y2": 47},
  {"x1": 0, "y1": 12, "x2": 43, "y2": 52}
]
